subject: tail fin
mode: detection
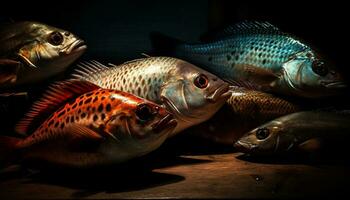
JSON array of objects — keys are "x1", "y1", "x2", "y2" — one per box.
[
  {"x1": 0, "y1": 136, "x2": 21, "y2": 167},
  {"x1": 149, "y1": 32, "x2": 184, "y2": 56}
]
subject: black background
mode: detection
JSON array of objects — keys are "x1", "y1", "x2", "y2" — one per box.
[{"x1": 1, "y1": 0, "x2": 349, "y2": 74}]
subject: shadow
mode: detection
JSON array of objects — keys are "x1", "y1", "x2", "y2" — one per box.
[
  {"x1": 0, "y1": 154, "x2": 213, "y2": 198},
  {"x1": 23, "y1": 167, "x2": 185, "y2": 198}
]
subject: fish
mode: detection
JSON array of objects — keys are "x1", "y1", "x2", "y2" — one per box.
[
  {"x1": 72, "y1": 57, "x2": 231, "y2": 137},
  {"x1": 152, "y1": 21, "x2": 346, "y2": 98},
  {"x1": 0, "y1": 21, "x2": 86, "y2": 87},
  {"x1": 188, "y1": 86, "x2": 300, "y2": 144},
  {"x1": 234, "y1": 111, "x2": 350, "y2": 155},
  {"x1": 0, "y1": 80, "x2": 177, "y2": 167}
]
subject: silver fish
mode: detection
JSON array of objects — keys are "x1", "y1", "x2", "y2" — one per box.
[
  {"x1": 0, "y1": 21, "x2": 86, "y2": 86},
  {"x1": 159, "y1": 21, "x2": 346, "y2": 98},
  {"x1": 234, "y1": 111, "x2": 350, "y2": 155},
  {"x1": 72, "y1": 57, "x2": 231, "y2": 137}
]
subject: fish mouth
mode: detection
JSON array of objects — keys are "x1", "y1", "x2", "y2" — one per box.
[
  {"x1": 66, "y1": 40, "x2": 87, "y2": 54},
  {"x1": 205, "y1": 83, "x2": 231, "y2": 103},
  {"x1": 161, "y1": 96, "x2": 198, "y2": 123},
  {"x1": 152, "y1": 114, "x2": 177, "y2": 134},
  {"x1": 321, "y1": 81, "x2": 347, "y2": 89},
  {"x1": 234, "y1": 140, "x2": 257, "y2": 152}
]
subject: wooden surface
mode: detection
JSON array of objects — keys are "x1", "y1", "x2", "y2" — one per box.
[{"x1": 0, "y1": 144, "x2": 348, "y2": 199}]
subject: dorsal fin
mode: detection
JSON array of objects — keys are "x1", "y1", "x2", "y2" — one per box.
[
  {"x1": 209, "y1": 21, "x2": 284, "y2": 41},
  {"x1": 71, "y1": 60, "x2": 109, "y2": 81},
  {"x1": 15, "y1": 80, "x2": 100, "y2": 135}
]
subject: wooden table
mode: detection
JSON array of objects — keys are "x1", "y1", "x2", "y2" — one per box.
[{"x1": 0, "y1": 136, "x2": 348, "y2": 199}]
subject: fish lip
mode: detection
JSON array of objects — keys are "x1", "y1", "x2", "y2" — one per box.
[
  {"x1": 66, "y1": 39, "x2": 87, "y2": 54},
  {"x1": 205, "y1": 83, "x2": 231, "y2": 103},
  {"x1": 321, "y1": 81, "x2": 347, "y2": 88},
  {"x1": 234, "y1": 140, "x2": 256, "y2": 152},
  {"x1": 152, "y1": 114, "x2": 177, "y2": 134}
]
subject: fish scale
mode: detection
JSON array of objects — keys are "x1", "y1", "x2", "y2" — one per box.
[
  {"x1": 4, "y1": 80, "x2": 177, "y2": 167},
  {"x1": 163, "y1": 21, "x2": 345, "y2": 98},
  {"x1": 73, "y1": 57, "x2": 231, "y2": 136}
]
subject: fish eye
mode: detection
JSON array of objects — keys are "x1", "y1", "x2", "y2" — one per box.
[
  {"x1": 135, "y1": 104, "x2": 155, "y2": 121},
  {"x1": 312, "y1": 60, "x2": 328, "y2": 76},
  {"x1": 194, "y1": 74, "x2": 209, "y2": 89},
  {"x1": 48, "y1": 31, "x2": 64, "y2": 46},
  {"x1": 256, "y1": 128, "x2": 270, "y2": 140}
]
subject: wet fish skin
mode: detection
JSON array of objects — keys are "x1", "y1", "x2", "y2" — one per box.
[
  {"x1": 0, "y1": 21, "x2": 86, "y2": 86},
  {"x1": 170, "y1": 21, "x2": 345, "y2": 98},
  {"x1": 234, "y1": 111, "x2": 350, "y2": 155},
  {"x1": 73, "y1": 57, "x2": 231, "y2": 136},
  {"x1": 2, "y1": 80, "x2": 177, "y2": 167},
  {"x1": 189, "y1": 87, "x2": 300, "y2": 144}
]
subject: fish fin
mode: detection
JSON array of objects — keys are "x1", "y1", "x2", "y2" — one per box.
[
  {"x1": 71, "y1": 60, "x2": 109, "y2": 80},
  {"x1": 66, "y1": 124, "x2": 103, "y2": 140},
  {"x1": 16, "y1": 53, "x2": 37, "y2": 68},
  {"x1": 0, "y1": 59, "x2": 20, "y2": 84},
  {"x1": 15, "y1": 80, "x2": 100, "y2": 135},
  {"x1": 298, "y1": 138, "x2": 322, "y2": 152},
  {"x1": 141, "y1": 53, "x2": 151, "y2": 58},
  {"x1": 149, "y1": 32, "x2": 184, "y2": 56},
  {"x1": 225, "y1": 79, "x2": 262, "y2": 91},
  {"x1": 206, "y1": 21, "x2": 284, "y2": 41},
  {"x1": 0, "y1": 136, "x2": 21, "y2": 167}
]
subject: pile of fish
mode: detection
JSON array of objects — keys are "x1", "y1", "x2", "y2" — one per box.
[{"x1": 0, "y1": 20, "x2": 348, "y2": 168}]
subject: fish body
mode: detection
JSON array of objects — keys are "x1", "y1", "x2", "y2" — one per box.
[
  {"x1": 165, "y1": 21, "x2": 345, "y2": 98},
  {"x1": 1, "y1": 80, "x2": 176, "y2": 167},
  {"x1": 189, "y1": 87, "x2": 300, "y2": 144},
  {"x1": 0, "y1": 21, "x2": 86, "y2": 87},
  {"x1": 73, "y1": 57, "x2": 231, "y2": 136},
  {"x1": 234, "y1": 111, "x2": 350, "y2": 155}
]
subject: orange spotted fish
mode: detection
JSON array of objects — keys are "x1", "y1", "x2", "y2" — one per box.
[
  {"x1": 0, "y1": 80, "x2": 177, "y2": 168},
  {"x1": 72, "y1": 57, "x2": 231, "y2": 137}
]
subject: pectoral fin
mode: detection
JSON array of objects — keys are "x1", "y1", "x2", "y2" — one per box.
[
  {"x1": 67, "y1": 124, "x2": 104, "y2": 140},
  {"x1": 0, "y1": 59, "x2": 20, "y2": 84},
  {"x1": 298, "y1": 138, "x2": 322, "y2": 152}
]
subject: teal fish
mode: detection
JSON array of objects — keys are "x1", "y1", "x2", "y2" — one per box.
[{"x1": 153, "y1": 21, "x2": 346, "y2": 98}]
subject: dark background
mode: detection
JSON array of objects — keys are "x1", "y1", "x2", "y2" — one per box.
[{"x1": 1, "y1": 0, "x2": 349, "y2": 73}]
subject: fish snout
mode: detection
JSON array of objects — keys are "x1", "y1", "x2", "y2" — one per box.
[
  {"x1": 152, "y1": 113, "x2": 177, "y2": 134},
  {"x1": 234, "y1": 140, "x2": 256, "y2": 153},
  {"x1": 205, "y1": 82, "x2": 231, "y2": 103}
]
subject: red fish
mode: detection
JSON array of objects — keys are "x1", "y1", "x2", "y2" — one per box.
[{"x1": 0, "y1": 80, "x2": 177, "y2": 168}]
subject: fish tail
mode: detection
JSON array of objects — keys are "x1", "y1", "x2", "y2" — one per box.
[
  {"x1": 150, "y1": 32, "x2": 184, "y2": 56},
  {"x1": 0, "y1": 136, "x2": 21, "y2": 167}
]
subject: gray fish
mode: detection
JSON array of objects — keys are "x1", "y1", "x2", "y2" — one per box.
[
  {"x1": 234, "y1": 111, "x2": 350, "y2": 155},
  {"x1": 72, "y1": 57, "x2": 231, "y2": 137},
  {"x1": 0, "y1": 21, "x2": 86, "y2": 86},
  {"x1": 155, "y1": 21, "x2": 346, "y2": 98}
]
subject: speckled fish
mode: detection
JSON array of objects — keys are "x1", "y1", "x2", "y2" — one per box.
[
  {"x1": 72, "y1": 57, "x2": 231, "y2": 137},
  {"x1": 188, "y1": 86, "x2": 300, "y2": 144},
  {"x1": 234, "y1": 111, "x2": 350, "y2": 155},
  {"x1": 0, "y1": 80, "x2": 177, "y2": 167},
  {"x1": 155, "y1": 21, "x2": 346, "y2": 98},
  {"x1": 0, "y1": 21, "x2": 86, "y2": 87}
]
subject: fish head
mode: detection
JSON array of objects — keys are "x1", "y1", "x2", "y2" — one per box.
[
  {"x1": 17, "y1": 22, "x2": 86, "y2": 72},
  {"x1": 105, "y1": 94, "x2": 177, "y2": 152},
  {"x1": 161, "y1": 61, "x2": 231, "y2": 134},
  {"x1": 234, "y1": 120, "x2": 295, "y2": 155},
  {"x1": 281, "y1": 50, "x2": 346, "y2": 97}
]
